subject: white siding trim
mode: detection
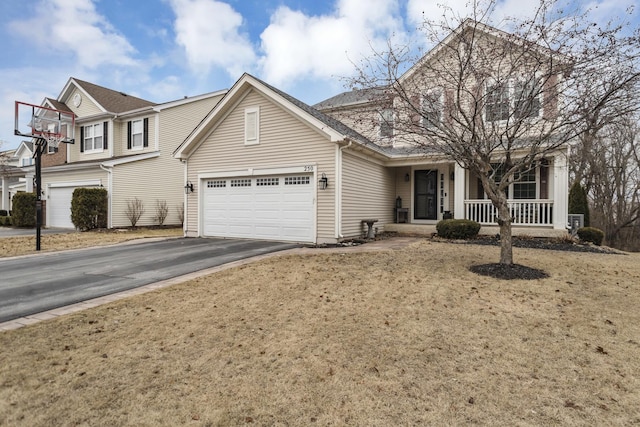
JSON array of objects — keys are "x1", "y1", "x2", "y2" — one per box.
[
  {"x1": 197, "y1": 165, "x2": 316, "y2": 180},
  {"x1": 48, "y1": 179, "x2": 102, "y2": 188}
]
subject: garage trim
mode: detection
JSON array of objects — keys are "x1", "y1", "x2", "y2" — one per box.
[{"x1": 197, "y1": 165, "x2": 317, "y2": 242}]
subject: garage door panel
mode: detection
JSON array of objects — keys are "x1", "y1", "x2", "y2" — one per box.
[{"x1": 202, "y1": 174, "x2": 314, "y2": 242}]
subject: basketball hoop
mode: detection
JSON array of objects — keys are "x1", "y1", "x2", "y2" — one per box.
[{"x1": 43, "y1": 132, "x2": 63, "y2": 149}]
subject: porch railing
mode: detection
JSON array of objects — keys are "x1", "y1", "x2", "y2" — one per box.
[{"x1": 464, "y1": 199, "x2": 554, "y2": 226}]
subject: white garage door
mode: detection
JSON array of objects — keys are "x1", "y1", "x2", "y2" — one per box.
[
  {"x1": 202, "y1": 174, "x2": 315, "y2": 242},
  {"x1": 49, "y1": 187, "x2": 75, "y2": 228}
]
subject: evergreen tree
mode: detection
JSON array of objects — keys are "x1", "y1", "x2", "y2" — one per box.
[{"x1": 568, "y1": 182, "x2": 590, "y2": 227}]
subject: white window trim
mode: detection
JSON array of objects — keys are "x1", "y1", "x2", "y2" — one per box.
[
  {"x1": 83, "y1": 123, "x2": 104, "y2": 154},
  {"x1": 484, "y1": 76, "x2": 543, "y2": 124},
  {"x1": 131, "y1": 119, "x2": 144, "y2": 151},
  {"x1": 244, "y1": 107, "x2": 260, "y2": 145},
  {"x1": 379, "y1": 108, "x2": 394, "y2": 138}
]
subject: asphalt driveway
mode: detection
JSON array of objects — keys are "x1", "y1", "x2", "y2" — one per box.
[{"x1": 0, "y1": 238, "x2": 299, "y2": 323}]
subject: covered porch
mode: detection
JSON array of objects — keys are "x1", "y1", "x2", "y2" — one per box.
[{"x1": 386, "y1": 154, "x2": 569, "y2": 236}]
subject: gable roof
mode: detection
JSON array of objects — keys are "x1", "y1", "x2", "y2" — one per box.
[
  {"x1": 59, "y1": 78, "x2": 156, "y2": 114},
  {"x1": 174, "y1": 73, "x2": 386, "y2": 159},
  {"x1": 313, "y1": 87, "x2": 389, "y2": 111}
]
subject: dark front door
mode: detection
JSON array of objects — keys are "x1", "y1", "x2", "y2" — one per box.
[{"x1": 415, "y1": 170, "x2": 438, "y2": 220}]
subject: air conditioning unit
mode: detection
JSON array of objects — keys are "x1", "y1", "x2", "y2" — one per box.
[{"x1": 567, "y1": 214, "x2": 584, "y2": 236}]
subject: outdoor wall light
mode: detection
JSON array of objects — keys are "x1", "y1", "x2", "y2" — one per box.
[
  {"x1": 450, "y1": 171, "x2": 455, "y2": 181},
  {"x1": 405, "y1": 172, "x2": 410, "y2": 182},
  {"x1": 184, "y1": 180, "x2": 194, "y2": 194},
  {"x1": 318, "y1": 173, "x2": 329, "y2": 190}
]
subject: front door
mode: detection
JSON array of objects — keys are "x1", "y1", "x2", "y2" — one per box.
[{"x1": 414, "y1": 170, "x2": 438, "y2": 220}]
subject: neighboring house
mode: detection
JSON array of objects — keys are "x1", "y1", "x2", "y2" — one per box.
[
  {"x1": 1, "y1": 143, "x2": 34, "y2": 211},
  {"x1": 31, "y1": 78, "x2": 227, "y2": 228},
  {"x1": 174, "y1": 22, "x2": 569, "y2": 244}
]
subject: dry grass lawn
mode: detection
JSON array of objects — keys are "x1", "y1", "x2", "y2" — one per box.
[
  {"x1": 1, "y1": 240, "x2": 639, "y2": 426},
  {"x1": 0, "y1": 227, "x2": 183, "y2": 258}
]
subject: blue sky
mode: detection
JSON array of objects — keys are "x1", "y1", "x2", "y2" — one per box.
[{"x1": 0, "y1": 0, "x2": 637, "y2": 150}]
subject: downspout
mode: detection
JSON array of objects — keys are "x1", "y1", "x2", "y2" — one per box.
[
  {"x1": 99, "y1": 164, "x2": 113, "y2": 228},
  {"x1": 336, "y1": 140, "x2": 352, "y2": 239}
]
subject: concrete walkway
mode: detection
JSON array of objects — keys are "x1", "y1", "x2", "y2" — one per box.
[{"x1": 0, "y1": 237, "x2": 421, "y2": 332}]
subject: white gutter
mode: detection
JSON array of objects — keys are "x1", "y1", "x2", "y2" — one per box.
[
  {"x1": 336, "y1": 140, "x2": 352, "y2": 239},
  {"x1": 99, "y1": 164, "x2": 113, "y2": 228}
]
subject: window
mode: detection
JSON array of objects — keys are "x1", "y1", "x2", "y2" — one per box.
[
  {"x1": 285, "y1": 176, "x2": 310, "y2": 185},
  {"x1": 207, "y1": 180, "x2": 226, "y2": 188},
  {"x1": 131, "y1": 120, "x2": 143, "y2": 149},
  {"x1": 486, "y1": 163, "x2": 539, "y2": 199},
  {"x1": 127, "y1": 118, "x2": 148, "y2": 150},
  {"x1": 514, "y1": 80, "x2": 541, "y2": 119},
  {"x1": 485, "y1": 79, "x2": 542, "y2": 122},
  {"x1": 379, "y1": 109, "x2": 394, "y2": 138},
  {"x1": 422, "y1": 90, "x2": 443, "y2": 128},
  {"x1": 513, "y1": 168, "x2": 537, "y2": 199},
  {"x1": 245, "y1": 107, "x2": 260, "y2": 145},
  {"x1": 21, "y1": 158, "x2": 34, "y2": 166},
  {"x1": 82, "y1": 123, "x2": 103, "y2": 152},
  {"x1": 231, "y1": 179, "x2": 251, "y2": 187},
  {"x1": 485, "y1": 83, "x2": 510, "y2": 122},
  {"x1": 256, "y1": 177, "x2": 279, "y2": 186}
]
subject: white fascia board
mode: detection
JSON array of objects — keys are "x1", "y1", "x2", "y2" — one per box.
[
  {"x1": 154, "y1": 89, "x2": 228, "y2": 111},
  {"x1": 42, "y1": 161, "x2": 104, "y2": 173},
  {"x1": 75, "y1": 112, "x2": 116, "y2": 124},
  {"x1": 101, "y1": 151, "x2": 160, "y2": 167},
  {"x1": 48, "y1": 179, "x2": 102, "y2": 188}
]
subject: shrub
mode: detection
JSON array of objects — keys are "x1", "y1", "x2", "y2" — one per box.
[
  {"x1": 125, "y1": 197, "x2": 145, "y2": 227},
  {"x1": 154, "y1": 200, "x2": 169, "y2": 226},
  {"x1": 0, "y1": 209, "x2": 8, "y2": 216},
  {"x1": 569, "y1": 182, "x2": 590, "y2": 227},
  {"x1": 577, "y1": 227, "x2": 604, "y2": 246},
  {"x1": 11, "y1": 192, "x2": 36, "y2": 227},
  {"x1": 71, "y1": 188, "x2": 108, "y2": 231},
  {"x1": 0, "y1": 216, "x2": 11, "y2": 227},
  {"x1": 436, "y1": 219, "x2": 481, "y2": 239}
]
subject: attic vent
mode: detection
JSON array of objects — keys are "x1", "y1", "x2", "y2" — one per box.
[{"x1": 119, "y1": 92, "x2": 128, "y2": 96}]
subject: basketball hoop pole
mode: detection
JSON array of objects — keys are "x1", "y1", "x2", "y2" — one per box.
[{"x1": 34, "y1": 137, "x2": 47, "y2": 251}]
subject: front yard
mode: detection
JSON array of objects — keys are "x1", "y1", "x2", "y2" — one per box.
[{"x1": 1, "y1": 240, "x2": 639, "y2": 425}]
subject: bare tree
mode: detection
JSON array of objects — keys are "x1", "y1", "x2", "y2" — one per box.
[
  {"x1": 584, "y1": 116, "x2": 640, "y2": 248},
  {"x1": 344, "y1": 0, "x2": 640, "y2": 264},
  {"x1": 125, "y1": 197, "x2": 145, "y2": 227}
]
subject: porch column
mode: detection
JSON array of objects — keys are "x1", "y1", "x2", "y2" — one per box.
[
  {"x1": 454, "y1": 163, "x2": 465, "y2": 220},
  {"x1": 1, "y1": 176, "x2": 8, "y2": 210},
  {"x1": 552, "y1": 152, "x2": 569, "y2": 230},
  {"x1": 25, "y1": 172, "x2": 34, "y2": 193}
]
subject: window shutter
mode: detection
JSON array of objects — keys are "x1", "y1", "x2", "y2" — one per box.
[
  {"x1": 127, "y1": 121, "x2": 132, "y2": 149},
  {"x1": 80, "y1": 127, "x2": 84, "y2": 153},
  {"x1": 543, "y1": 75, "x2": 558, "y2": 119},
  {"x1": 143, "y1": 118, "x2": 149, "y2": 147},
  {"x1": 103, "y1": 122, "x2": 108, "y2": 150}
]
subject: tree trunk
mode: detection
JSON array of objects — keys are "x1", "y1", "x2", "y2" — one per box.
[{"x1": 495, "y1": 199, "x2": 514, "y2": 264}]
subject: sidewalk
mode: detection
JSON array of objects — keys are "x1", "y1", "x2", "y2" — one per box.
[{"x1": 0, "y1": 237, "x2": 421, "y2": 331}]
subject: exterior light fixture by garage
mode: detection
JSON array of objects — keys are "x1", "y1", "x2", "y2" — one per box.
[
  {"x1": 405, "y1": 173, "x2": 410, "y2": 182},
  {"x1": 318, "y1": 173, "x2": 329, "y2": 190},
  {"x1": 184, "y1": 181, "x2": 194, "y2": 194}
]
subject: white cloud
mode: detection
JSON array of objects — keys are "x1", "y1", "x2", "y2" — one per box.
[
  {"x1": 8, "y1": 0, "x2": 137, "y2": 68},
  {"x1": 258, "y1": 0, "x2": 405, "y2": 87},
  {"x1": 169, "y1": 0, "x2": 256, "y2": 77}
]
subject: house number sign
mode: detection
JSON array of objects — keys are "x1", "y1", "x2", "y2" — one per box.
[{"x1": 304, "y1": 165, "x2": 314, "y2": 172}]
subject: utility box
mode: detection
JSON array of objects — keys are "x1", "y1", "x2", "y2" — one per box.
[{"x1": 567, "y1": 214, "x2": 584, "y2": 236}]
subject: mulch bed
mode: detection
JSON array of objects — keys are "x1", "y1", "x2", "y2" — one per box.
[{"x1": 469, "y1": 263, "x2": 550, "y2": 280}]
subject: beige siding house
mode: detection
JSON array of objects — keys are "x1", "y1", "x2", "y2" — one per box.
[
  {"x1": 175, "y1": 21, "x2": 571, "y2": 244},
  {"x1": 32, "y1": 78, "x2": 226, "y2": 228}
]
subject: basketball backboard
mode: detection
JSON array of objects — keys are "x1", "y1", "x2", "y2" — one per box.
[{"x1": 14, "y1": 101, "x2": 75, "y2": 146}]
